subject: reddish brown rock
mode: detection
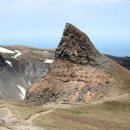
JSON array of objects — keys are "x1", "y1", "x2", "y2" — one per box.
[{"x1": 25, "y1": 23, "x2": 130, "y2": 105}]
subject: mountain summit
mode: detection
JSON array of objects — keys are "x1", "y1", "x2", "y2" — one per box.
[
  {"x1": 25, "y1": 23, "x2": 130, "y2": 105},
  {"x1": 55, "y1": 23, "x2": 106, "y2": 66}
]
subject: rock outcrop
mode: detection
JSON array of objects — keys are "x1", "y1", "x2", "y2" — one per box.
[
  {"x1": 1, "y1": 34, "x2": 130, "y2": 101},
  {"x1": 55, "y1": 23, "x2": 107, "y2": 66},
  {"x1": 25, "y1": 23, "x2": 130, "y2": 105},
  {"x1": 0, "y1": 54, "x2": 5, "y2": 67}
]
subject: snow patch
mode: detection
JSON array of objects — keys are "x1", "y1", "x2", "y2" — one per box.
[
  {"x1": 0, "y1": 47, "x2": 22, "y2": 59},
  {"x1": 44, "y1": 51, "x2": 49, "y2": 53},
  {"x1": 17, "y1": 85, "x2": 26, "y2": 100},
  {"x1": 5, "y1": 60, "x2": 13, "y2": 67},
  {"x1": 0, "y1": 47, "x2": 15, "y2": 54},
  {"x1": 44, "y1": 59, "x2": 54, "y2": 63},
  {"x1": 12, "y1": 50, "x2": 22, "y2": 59}
]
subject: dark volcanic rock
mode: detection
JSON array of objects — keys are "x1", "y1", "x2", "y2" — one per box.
[
  {"x1": 55, "y1": 23, "x2": 107, "y2": 66},
  {"x1": 25, "y1": 87, "x2": 62, "y2": 105},
  {"x1": 0, "y1": 54, "x2": 5, "y2": 67}
]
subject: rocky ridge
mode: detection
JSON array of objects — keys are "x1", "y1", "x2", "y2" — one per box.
[
  {"x1": 55, "y1": 23, "x2": 107, "y2": 67},
  {"x1": 0, "y1": 46, "x2": 54, "y2": 99},
  {"x1": 25, "y1": 23, "x2": 130, "y2": 105}
]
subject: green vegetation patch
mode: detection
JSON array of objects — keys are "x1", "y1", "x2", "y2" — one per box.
[
  {"x1": 102, "y1": 101, "x2": 130, "y2": 112},
  {"x1": 56, "y1": 108, "x2": 83, "y2": 115}
]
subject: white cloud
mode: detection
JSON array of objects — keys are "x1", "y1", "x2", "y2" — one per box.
[
  {"x1": 86, "y1": 0, "x2": 128, "y2": 4},
  {"x1": 0, "y1": 0, "x2": 126, "y2": 6},
  {"x1": 0, "y1": 0, "x2": 129, "y2": 12},
  {"x1": 62, "y1": 0, "x2": 130, "y2": 5}
]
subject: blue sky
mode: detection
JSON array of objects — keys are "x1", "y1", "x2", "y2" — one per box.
[{"x1": 0, "y1": 0, "x2": 130, "y2": 56}]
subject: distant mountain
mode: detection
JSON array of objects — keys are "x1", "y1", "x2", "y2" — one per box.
[
  {"x1": 106, "y1": 55, "x2": 130, "y2": 70},
  {"x1": 25, "y1": 23, "x2": 130, "y2": 105},
  {"x1": 0, "y1": 46, "x2": 54, "y2": 99}
]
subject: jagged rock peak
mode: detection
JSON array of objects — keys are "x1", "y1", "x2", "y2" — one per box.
[{"x1": 55, "y1": 23, "x2": 101, "y2": 66}]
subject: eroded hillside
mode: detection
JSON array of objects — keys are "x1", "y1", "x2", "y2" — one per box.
[
  {"x1": 25, "y1": 23, "x2": 130, "y2": 105},
  {"x1": 0, "y1": 46, "x2": 54, "y2": 99}
]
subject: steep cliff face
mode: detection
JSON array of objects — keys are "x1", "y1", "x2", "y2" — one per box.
[
  {"x1": 25, "y1": 23, "x2": 130, "y2": 105},
  {"x1": 0, "y1": 46, "x2": 54, "y2": 99},
  {"x1": 0, "y1": 54, "x2": 5, "y2": 67},
  {"x1": 55, "y1": 23, "x2": 107, "y2": 66}
]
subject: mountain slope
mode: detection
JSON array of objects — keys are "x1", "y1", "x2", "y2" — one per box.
[
  {"x1": 107, "y1": 55, "x2": 130, "y2": 70},
  {"x1": 25, "y1": 23, "x2": 130, "y2": 105},
  {"x1": 0, "y1": 46, "x2": 54, "y2": 99}
]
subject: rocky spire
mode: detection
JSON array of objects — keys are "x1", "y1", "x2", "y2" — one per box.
[
  {"x1": 55, "y1": 23, "x2": 102, "y2": 66},
  {"x1": 25, "y1": 23, "x2": 129, "y2": 105}
]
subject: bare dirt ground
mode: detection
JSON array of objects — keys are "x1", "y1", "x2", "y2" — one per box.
[
  {"x1": 0, "y1": 101, "x2": 69, "y2": 130},
  {"x1": 0, "y1": 104, "x2": 46, "y2": 130},
  {"x1": 0, "y1": 93, "x2": 130, "y2": 130}
]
